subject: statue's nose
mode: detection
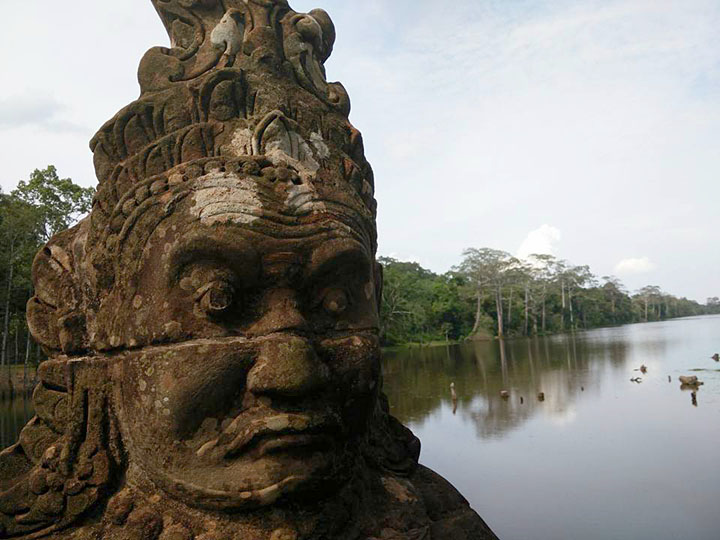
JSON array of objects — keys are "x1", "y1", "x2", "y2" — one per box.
[
  {"x1": 247, "y1": 336, "x2": 329, "y2": 398},
  {"x1": 247, "y1": 288, "x2": 309, "y2": 337}
]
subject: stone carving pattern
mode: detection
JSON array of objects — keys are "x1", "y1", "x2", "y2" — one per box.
[{"x1": 0, "y1": 1, "x2": 497, "y2": 538}]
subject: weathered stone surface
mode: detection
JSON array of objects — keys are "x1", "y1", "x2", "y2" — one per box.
[{"x1": 0, "y1": 1, "x2": 499, "y2": 538}]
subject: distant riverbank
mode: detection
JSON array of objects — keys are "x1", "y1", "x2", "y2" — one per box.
[
  {"x1": 0, "y1": 366, "x2": 37, "y2": 399},
  {"x1": 383, "y1": 313, "x2": 720, "y2": 350},
  {"x1": 379, "y1": 256, "x2": 720, "y2": 347}
]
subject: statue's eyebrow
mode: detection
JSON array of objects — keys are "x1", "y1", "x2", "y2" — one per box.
[
  {"x1": 305, "y1": 239, "x2": 370, "y2": 283},
  {"x1": 166, "y1": 234, "x2": 260, "y2": 285}
]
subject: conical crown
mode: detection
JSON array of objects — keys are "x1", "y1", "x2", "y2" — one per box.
[{"x1": 88, "y1": 0, "x2": 376, "y2": 265}]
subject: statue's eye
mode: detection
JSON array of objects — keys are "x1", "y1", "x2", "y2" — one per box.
[
  {"x1": 196, "y1": 281, "x2": 235, "y2": 317},
  {"x1": 322, "y1": 288, "x2": 349, "y2": 315}
]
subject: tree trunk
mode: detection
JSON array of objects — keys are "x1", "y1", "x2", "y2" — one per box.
[
  {"x1": 560, "y1": 280, "x2": 566, "y2": 330},
  {"x1": 24, "y1": 330, "x2": 30, "y2": 393},
  {"x1": 14, "y1": 325, "x2": 19, "y2": 367},
  {"x1": 2, "y1": 239, "x2": 15, "y2": 394},
  {"x1": 507, "y1": 287, "x2": 513, "y2": 327},
  {"x1": 470, "y1": 290, "x2": 484, "y2": 337},
  {"x1": 524, "y1": 285, "x2": 529, "y2": 336},
  {"x1": 569, "y1": 289, "x2": 574, "y2": 328},
  {"x1": 541, "y1": 284, "x2": 547, "y2": 333},
  {"x1": 495, "y1": 287, "x2": 504, "y2": 338}
]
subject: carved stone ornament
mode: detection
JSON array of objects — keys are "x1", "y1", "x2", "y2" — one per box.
[{"x1": 1, "y1": 1, "x2": 499, "y2": 538}]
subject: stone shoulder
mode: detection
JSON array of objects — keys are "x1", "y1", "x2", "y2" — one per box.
[{"x1": 410, "y1": 465, "x2": 500, "y2": 540}]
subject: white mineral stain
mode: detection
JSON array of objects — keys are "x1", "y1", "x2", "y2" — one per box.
[
  {"x1": 229, "y1": 127, "x2": 254, "y2": 157},
  {"x1": 262, "y1": 121, "x2": 319, "y2": 176},
  {"x1": 284, "y1": 176, "x2": 327, "y2": 216},
  {"x1": 211, "y1": 11, "x2": 244, "y2": 58},
  {"x1": 310, "y1": 131, "x2": 330, "y2": 159},
  {"x1": 192, "y1": 172, "x2": 262, "y2": 226}
]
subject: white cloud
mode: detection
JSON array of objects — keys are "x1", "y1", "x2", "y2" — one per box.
[
  {"x1": 0, "y1": 95, "x2": 63, "y2": 128},
  {"x1": 517, "y1": 225, "x2": 562, "y2": 260},
  {"x1": 614, "y1": 257, "x2": 656, "y2": 275}
]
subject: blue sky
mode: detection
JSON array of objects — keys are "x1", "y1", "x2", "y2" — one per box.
[{"x1": 1, "y1": 0, "x2": 718, "y2": 301}]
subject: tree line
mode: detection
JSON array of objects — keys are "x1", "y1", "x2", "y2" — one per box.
[
  {"x1": 380, "y1": 248, "x2": 720, "y2": 345},
  {"x1": 0, "y1": 166, "x2": 94, "y2": 395}
]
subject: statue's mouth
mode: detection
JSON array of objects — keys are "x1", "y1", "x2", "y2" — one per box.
[
  {"x1": 233, "y1": 432, "x2": 335, "y2": 458},
  {"x1": 195, "y1": 412, "x2": 342, "y2": 460}
]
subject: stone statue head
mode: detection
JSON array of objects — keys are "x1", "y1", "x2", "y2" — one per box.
[{"x1": 0, "y1": 1, "x2": 421, "y2": 537}]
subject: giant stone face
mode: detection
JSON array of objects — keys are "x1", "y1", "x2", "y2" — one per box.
[
  {"x1": 0, "y1": 1, "x2": 499, "y2": 538},
  {"x1": 110, "y1": 173, "x2": 383, "y2": 508}
]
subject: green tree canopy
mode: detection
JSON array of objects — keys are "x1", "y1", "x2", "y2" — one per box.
[{"x1": 12, "y1": 165, "x2": 94, "y2": 241}]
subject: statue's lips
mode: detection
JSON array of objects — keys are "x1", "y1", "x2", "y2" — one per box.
[
  {"x1": 234, "y1": 432, "x2": 335, "y2": 458},
  {"x1": 195, "y1": 413, "x2": 342, "y2": 460}
]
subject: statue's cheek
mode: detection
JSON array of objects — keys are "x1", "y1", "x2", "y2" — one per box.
[
  {"x1": 317, "y1": 334, "x2": 381, "y2": 429},
  {"x1": 114, "y1": 339, "x2": 256, "y2": 442}
]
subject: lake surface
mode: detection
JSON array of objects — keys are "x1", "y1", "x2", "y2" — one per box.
[
  {"x1": 1, "y1": 316, "x2": 718, "y2": 539},
  {"x1": 0, "y1": 393, "x2": 34, "y2": 451},
  {"x1": 383, "y1": 315, "x2": 720, "y2": 540}
]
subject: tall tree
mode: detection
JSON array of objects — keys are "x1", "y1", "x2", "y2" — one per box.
[
  {"x1": 526, "y1": 254, "x2": 558, "y2": 333},
  {"x1": 12, "y1": 165, "x2": 94, "y2": 241},
  {"x1": 455, "y1": 248, "x2": 519, "y2": 338},
  {"x1": 635, "y1": 285, "x2": 663, "y2": 322}
]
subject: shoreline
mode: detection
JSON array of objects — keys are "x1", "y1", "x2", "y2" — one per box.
[
  {"x1": 382, "y1": 313, "x2": 720, "y2": 350},
  {"x1": 0, "y1": 366, "x2": 38, "y2": 400}
]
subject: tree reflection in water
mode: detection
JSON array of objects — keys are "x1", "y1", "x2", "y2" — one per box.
[
  {"x1": 0, "y1": 395, "x2": 33, "y2": 451},
  {"x1": 383, "y1": 334, "x2": 630, "y2": 439},
  {"x1": 382, "y1": 317, "x2": 720, "y2": 540}
]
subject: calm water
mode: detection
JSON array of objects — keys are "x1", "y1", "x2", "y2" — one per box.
[
  {"x1": 383, "y1": 315, "x2": 720, "y2": 540},
  {"x1": 1, "y1": 317, "x2": 718, "y2": 539},
  {"x1": 0, "y1": 394, "x2": 34, "y2": 451}
]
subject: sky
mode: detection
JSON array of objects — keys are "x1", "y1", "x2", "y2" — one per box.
[{"x1": 1, "y1": 0, "x2": 718, "y2": 301}]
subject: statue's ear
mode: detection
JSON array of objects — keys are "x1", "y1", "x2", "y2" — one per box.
[
  {"x1": 27, "y1": 224, "x2": 88, "y2": 356},
  {"x1": 374, "y1": 261, "x2": 383, "y2": 315}
]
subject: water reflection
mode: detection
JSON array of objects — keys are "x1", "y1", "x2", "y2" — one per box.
[
  {"x1": 382, "y1": 316, "x2": 720, "y2": 540},
  {"x1": 384, "y1": 334, "x2": 630, "y2": 439},
  {"x1": 0, "y1": 395, "x2": 34, "y2": 450}
]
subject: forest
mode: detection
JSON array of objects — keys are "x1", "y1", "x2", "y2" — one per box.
[{"x1": 380, "y1": 251, "x2": 720, "y2": 345}]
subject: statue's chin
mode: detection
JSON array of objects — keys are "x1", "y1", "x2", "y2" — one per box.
[{"x1": 135, "y1": 449, "x2": 350, "y2": 511}]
